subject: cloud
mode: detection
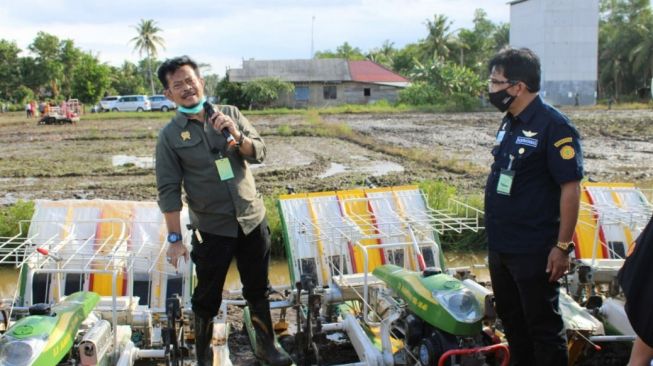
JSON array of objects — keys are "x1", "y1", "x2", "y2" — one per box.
[{"x1": 0, "y1": 0, "x2": 510, "y2": 76}]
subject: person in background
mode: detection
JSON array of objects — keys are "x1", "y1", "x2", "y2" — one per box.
[
  {"x1": 484, "y1": 47, "x2": 584, "y2": 366},
  {"x1": 30, "y1": 100, "x2": 38, "y2": 118},
  {"x1": 155, "y1": 55, "x2": 292, "y2": 366}
]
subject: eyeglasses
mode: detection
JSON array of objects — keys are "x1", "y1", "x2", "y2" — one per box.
[
  {"x1": 170, "y1": 77, "x2": 200, "y2": 91},
  {"x1": 488, "y1": 78, "x2": 518, "y2": 86}
]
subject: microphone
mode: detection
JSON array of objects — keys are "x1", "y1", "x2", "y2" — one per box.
[{"x1": 203, "y1": 101, "x2": 237, "y2": 150}]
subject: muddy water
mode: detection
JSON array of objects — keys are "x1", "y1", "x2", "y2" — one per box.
[{"x1": 0, "y1": 251, "x2": 488, "y2": 299}]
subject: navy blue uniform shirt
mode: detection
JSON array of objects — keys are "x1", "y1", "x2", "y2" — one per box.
[{"x1": 484, "y1": 96, "x2": 584, "y2": 253}]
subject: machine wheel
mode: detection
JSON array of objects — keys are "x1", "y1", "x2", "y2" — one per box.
[
  {"x1": 136, "y1": 107, "x2": 144, "y2": 112},
  {"x1": 418, "y1": 331, "x2": 457, "y2": 366},
  {"x1": 418, "y1": 338, "x2": 441, "y2": 366},
  {"x1": 161, "y1": 106, "x2": 169, "y2": 112},
  {"x1": 111, "y1": 108, "x2": 119, "y2": 112}
]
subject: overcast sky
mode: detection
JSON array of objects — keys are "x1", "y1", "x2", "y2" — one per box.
[{"x1": 0, "y1": 0, "x2": 510, "y2": 76}]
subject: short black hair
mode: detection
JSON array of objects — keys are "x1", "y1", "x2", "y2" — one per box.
[
  {"x1": 157, "y1": 55, "x2": 201, "y2": 89},
  {"x1": 488, "y1": 47, "x2": 541, "y2": 92}
]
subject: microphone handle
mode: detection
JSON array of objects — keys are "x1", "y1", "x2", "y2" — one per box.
[{"x1": 204, "y1": 101, "x2": 237, "y2": 148}]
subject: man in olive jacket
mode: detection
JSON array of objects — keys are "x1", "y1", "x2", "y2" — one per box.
[{"x1": 155, "y1": 55, "x2": 291, "y2": 366}]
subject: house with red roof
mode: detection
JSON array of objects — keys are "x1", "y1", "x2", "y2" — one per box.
[{"x1": 228, "y1": 59, "x2": 410, "y2": 108}]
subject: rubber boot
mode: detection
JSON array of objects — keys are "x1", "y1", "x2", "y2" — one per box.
[
  {"x1": 249, "y1": 300, "x2": 293, "y2": 366},
  {"x1": 194, "y1": 315, "x2": 214, "y2": 366}
]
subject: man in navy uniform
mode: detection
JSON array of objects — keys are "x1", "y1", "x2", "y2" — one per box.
[{"x1": 484, "y1": 47, "x2": 583, "y2": 366}]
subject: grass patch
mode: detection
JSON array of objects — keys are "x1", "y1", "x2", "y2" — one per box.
[
  {"x1": 264, "y1": 190, "x2": 287, "y2": 257},
  {"x1": 418, "y1": 180, "x2": 486, "y2": 251},
  {"x1": 0, "y1": 201, "x2": 35, "y2": 238},
  {"x1": 83, "y1": 111, "x2": 173, "y2": 121},
  {"x1": 276, "y1": 124, "x2": 293, "y2": 136}
]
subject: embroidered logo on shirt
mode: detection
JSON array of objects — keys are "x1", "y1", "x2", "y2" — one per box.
[
  {"x1": 554, "y1": 137, "x2": 573, "y2": 148},
  {"x1": 516, "y1": 136, "x2": 538, "y2": 148},
  {"x1": 522, "y1": 130, "x2": 538, "y2": 138},
  {"x1": 560, "y1": 145, "x2": 575, "y2": 160},
  {"x1": 181, "y1": 131, "x2": 191, "y2": 141}
]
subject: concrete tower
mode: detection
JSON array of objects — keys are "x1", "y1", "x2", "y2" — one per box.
[{"x1": 509, "y1": 0, "x2": 599, "y2": 106}]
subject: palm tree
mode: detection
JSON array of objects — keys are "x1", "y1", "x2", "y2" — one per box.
[
  {"x1": 629, "y1": 20, "x2": 653, "y2": 86},
  {"x1": 130, "y1": 19, "x2": 165, "y2": 95},
  {"x1": 422, "y1": 14, "x2": 453, "y2": 61}
]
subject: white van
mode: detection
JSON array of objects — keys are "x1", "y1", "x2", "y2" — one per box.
[
  {"x1": 149, "y1": 95, "x2": 176, "y2": 112},
  {"x1": 112, "y1": 95, "x2": 151, "y2": 112},
  {"x1": 99, "y1": 96, "x2": 120, "y2": 112}
]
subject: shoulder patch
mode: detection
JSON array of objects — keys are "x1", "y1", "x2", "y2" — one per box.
[
  {"x1": 554, "y1": 137, "x2": 573, "y2": 148},
  {"x1": 560, "y1": 145, "x2": 575, "y2": 160}
]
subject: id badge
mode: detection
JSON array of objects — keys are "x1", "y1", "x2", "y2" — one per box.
[
  {"x1": 496, "y1": 169, "x2": 515, "y2": 196},
  {"x1": 215, "y1": 158, "x2": 234, "y2": 181},
  {"x1": 495, "y1": 130, "x2": 505, "y2": 145}
]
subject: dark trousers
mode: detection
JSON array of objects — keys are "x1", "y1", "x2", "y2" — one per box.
[
  {"x1": 488, "y1": 250, "x2": 568, "y2": 366},
  {"x1": 190, "y1": 218, "x2": 271, "y2": 319}
]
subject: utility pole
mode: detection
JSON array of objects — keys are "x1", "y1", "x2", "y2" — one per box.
[{"x1": 311, "y1": 15, "x2": 315, "y2": 58}]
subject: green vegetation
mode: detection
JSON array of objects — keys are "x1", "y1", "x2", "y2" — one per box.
[
  {"x1": 599, "y1": 0, "x2": 653, "y2": 100},
  {"x1": 242, "y1": 78, "x2": 295, "y2": 109},
  {"x1": 264, "y1": 190, "x2": 287, "y2": 257},
  {"x1": 83, "y1": 111, "x2": 173, "y2": 121},
  {"x1": 0, "y1": 201, "x2": 35, "y2": 238},
  {"x1": 3, "y1": 1, "x2": 651, "y2": 111},
  {"x1": 418, "y1": 180, "x2": 486, "y2": 251},
  {"x1": 130, "y1": 19, "x2": 166, "y2": 96}
]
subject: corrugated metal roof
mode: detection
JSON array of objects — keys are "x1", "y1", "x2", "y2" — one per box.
[
  {"x1": 228, "y1": 59, "x2": 351, "y2": 82},
  {"x1": 348, "y1": 60, "x2": 409, "y2": 83}
]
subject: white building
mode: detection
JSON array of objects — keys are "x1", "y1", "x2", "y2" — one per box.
[{"x1": 509, "y1": 0, "x2": 599, "y2": 106}]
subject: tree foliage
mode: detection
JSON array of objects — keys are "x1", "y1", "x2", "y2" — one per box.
[
  {"x1": 1, "y1": 6, "x2": 651, "y2": 108},
  {"x1": 72, "y1": 53, "x2": 111, "y2": 104},
  {"x1": 0, "y1": 40, "x2": 21, "y2": 101},
  {"x1": 400, "y1": 59, "x2": 484, "y2": 109},
  {"x1": 599, "y1": 0, "x2": 653, "y2": 99},
  {"x1": 214, "y1": 74, "x2": 249, "y2": 109},
  {"x1": 242, "y1": 78, "x2": 294, "y2": 109},
  {"x1": 315, "y1": 42, "x2": 366, "y2": 60},
  {"x1": 130, "y1": 19, "x2": 165, "y2": 95}
]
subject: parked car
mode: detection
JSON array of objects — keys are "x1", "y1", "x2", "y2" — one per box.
[
  {"x1": 149, "y1": 95, "x2": 176, "y2": 112},
  {"x1": 112, "y1": 95, "x2": 151, "y2": 112},
  {"x1": 99, "y1": 96, "x2": 120, "y2": 112}
]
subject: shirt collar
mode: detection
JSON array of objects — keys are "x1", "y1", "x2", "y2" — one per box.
[
  {"x1": 172, "y1": 110, "x2": 204, "y2": 128},
  {"x1": 510, "y1": 95, "x2": 542, "y2": 124}
]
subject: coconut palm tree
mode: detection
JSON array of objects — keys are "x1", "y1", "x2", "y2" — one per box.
[
  {"x1": 130, "y1": 19, "x2": 165, "y2": 95},
  {"x1": 421, "y1": 14, "x2": 453, "y2": 61}
]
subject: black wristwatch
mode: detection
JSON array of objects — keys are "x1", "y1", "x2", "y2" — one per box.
[
  {"x1": 167, "y1": 232, "x2": 182, "y2": 243},
  {"x1": 555, "y1": 241, "x2": 575, "y2": 255}
]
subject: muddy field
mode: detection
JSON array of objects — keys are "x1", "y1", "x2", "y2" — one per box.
[
  {"x1": 0, "y1": 108, "x2": 652, "y2": 364},
  {"x1": 1, "y1": 107, "x2": 652, "y2": 205}
]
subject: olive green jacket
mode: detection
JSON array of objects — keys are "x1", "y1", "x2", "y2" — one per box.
[{"x1": 155, "y1": 104, "x2": 266, "y2": 236}]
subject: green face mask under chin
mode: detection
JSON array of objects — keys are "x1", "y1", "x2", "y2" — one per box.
[{"x1": 178, "y1": 96, "x2": 207, "y2": 114}]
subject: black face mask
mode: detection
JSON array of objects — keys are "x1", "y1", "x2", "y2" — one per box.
[{"x1": 489, "y1": 89, "x2": 515, "y2": 112}]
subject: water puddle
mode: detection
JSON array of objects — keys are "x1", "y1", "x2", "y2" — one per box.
[
  {"x1": 112, "y1": 155, "x2": 154, "y2": 169},
  {"x1": 319, "y1": 161, "x2": 404, "y2": 178},
  {"x1": 318, "y1": 163, "x2": 347, "y2": 178},
  {"x1": 362, "y1": 161, "x2": 404, "y2": 176}
]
